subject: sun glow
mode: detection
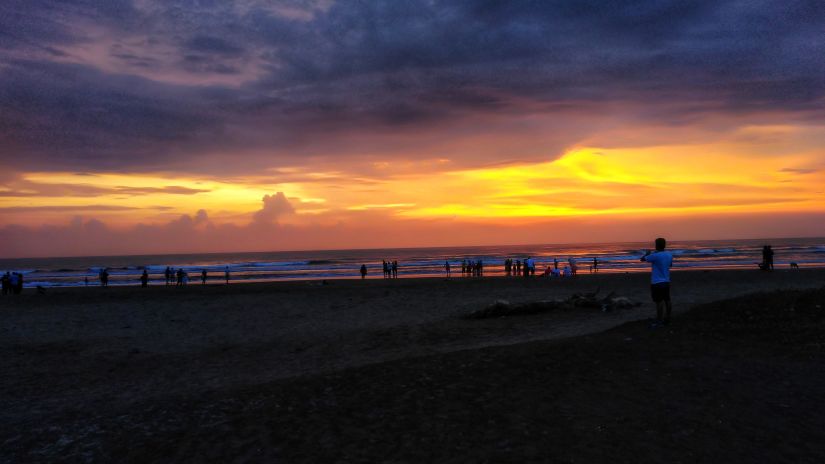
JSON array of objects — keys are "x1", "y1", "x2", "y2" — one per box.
[{"x1": 2, "y1": 143, "x2": 823, "y2": 229}]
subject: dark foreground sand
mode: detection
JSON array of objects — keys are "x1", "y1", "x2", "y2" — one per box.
[{"x1": 1, "y1": 269, "x2": 824, "y2": 462}]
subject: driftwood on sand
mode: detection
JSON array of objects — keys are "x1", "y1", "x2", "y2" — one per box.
[{"x1": 466, "y1": 289, "x2": 640, "y2": 319}]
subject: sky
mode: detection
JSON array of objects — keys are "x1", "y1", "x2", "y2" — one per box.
[{"x1": 1, "y1": 0, "x2": 823, "y2": 258}]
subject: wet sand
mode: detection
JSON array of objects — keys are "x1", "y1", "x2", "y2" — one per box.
[{"x1": 1, "y1": 269, "x2": 824, "y2": 462}]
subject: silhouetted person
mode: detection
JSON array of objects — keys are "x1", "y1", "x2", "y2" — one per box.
[
  {"x1": 641, "y1": 237, "x2": 673, "y2": 327},
  {"x1": 99, "y1": 269, "x2": 109, "y2": 287},
  {"x1": 165, "y1": 266, "x2": 172, "y2": 285},
  {"x1": 392, "y1": 260, "x2": 398, "y2": 278},
  {"x1": 593, "y1": 257, "x2": 598, "y2": 273},
  {"x1": 554, "y1": 258, "x2": 558, "y2": 270},
  {"x1": 8, "y1": 272, "x2": 19, "y2": 294},
  {"x1": 766, "y1": 245, "x2": 774, "y2": 270},
  {"x1": 445, "y1": 260, "x2": 451, "y2": 277},
  {"x1": 225, "y1": 266, "x2": 230, "y2": 284},
  {"x1": 360, "y1": 264, "x2": 367, "y2": 279},
  {"x1": 201, "y1": 269, "x2": 207, "y2": 284},
  {"x1": 140, "y1": 269, "x2": 149, "y2": 287},
  {"x1": 176, "y1": 268, "x2": 183, "y2": 286}
]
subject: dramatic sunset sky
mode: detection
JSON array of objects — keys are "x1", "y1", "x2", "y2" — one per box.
[{"x1": 1, "y1": 1, "x2": 823, "y2": 257}]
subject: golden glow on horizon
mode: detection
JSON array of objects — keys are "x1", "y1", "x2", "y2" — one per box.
[{"x1": 2, "y1": 143, "x2": 823, "y2": 228}]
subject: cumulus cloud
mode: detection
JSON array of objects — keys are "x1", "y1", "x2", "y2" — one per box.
[{"x1": 252, "y1": 192, "x2": 295, "y2": 224}]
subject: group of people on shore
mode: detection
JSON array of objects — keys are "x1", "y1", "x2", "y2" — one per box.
[
  {"x1": 160, "y1": 266, "x2": 231, "y2": 286},
  {"x1": 1, "y1": 272, "x2": 24, "y2": 295},
  {"x1": 381, "y1": 260, "x2": 399, "y2": 278},
  {"x1": 163, "y1": 267, "x2": 192, "y2": 286},
  {"x1": 461, "y1": 259, "x2": 484, "y2": 276},
  {"x1": 445, "y1": 256, "x2": 596, "y2": 279},
  {"x1": 86, "y1": 266, "x2": 233, "y2": 288},
  {"x1": 501, "y1": 257, "x2": 585, "y2": 278}
]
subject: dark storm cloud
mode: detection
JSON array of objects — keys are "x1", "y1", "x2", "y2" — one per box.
[{"x1": 0, "y1": 0, "x2": 823, "y2": 173}]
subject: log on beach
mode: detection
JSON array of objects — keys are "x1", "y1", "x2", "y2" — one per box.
[{"x1": 466, "y1": 289, "x2": 641, "y2": 319}]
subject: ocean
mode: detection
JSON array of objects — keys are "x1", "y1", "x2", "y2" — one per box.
[{"x1": 2, "y1": 237, "x2": 824, "y2": 288}]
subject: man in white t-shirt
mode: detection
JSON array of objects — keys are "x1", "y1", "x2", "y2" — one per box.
[{"x1": 641, "y1": 237, "x2": 673, "y2": 327}]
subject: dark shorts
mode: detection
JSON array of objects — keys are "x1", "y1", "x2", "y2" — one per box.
[{"x1": 651, "y1": 282, "x2": 671, "y2": 303}]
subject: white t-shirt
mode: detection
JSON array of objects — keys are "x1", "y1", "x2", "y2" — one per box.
[{"x1": 643, "y1": 251, "x2": 673, "y2": 284}]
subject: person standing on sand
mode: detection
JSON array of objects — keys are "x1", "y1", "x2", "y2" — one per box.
[
  {"x1": 641, "y1": 237, "x2": 673, "y2": 327},
  {"x1": 225, "y1": 266, "x2": 230, "y2": 284},
  {"x1": 360, "y1": 264, "x2": 367, "y2": 279},
  {"x1": 201, "y1": 269, "x2": 207, "y2": 284},
  {"x1": 445, "y1": 260, "x2": 451, "y2": 277},
  {"x1": 9, "y1": 272, "x2": 19, "y2": 294},
  {"x1": 140, "y1": 269, "x2": 149, "y2": 287},
  {"x1": 392, "y1": 260, "x2": 398, "y2": 278}
]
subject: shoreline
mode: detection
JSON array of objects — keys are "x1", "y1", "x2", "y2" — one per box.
[{"x1": 8, "y1": 264, "x2": 825, "y2": 290}]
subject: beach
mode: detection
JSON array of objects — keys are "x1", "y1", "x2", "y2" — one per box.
[{"x1": 2, "y1": 269, "x2": 825, "y2": 462}]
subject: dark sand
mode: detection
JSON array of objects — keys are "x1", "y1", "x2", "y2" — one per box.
[{"x1": 1, "y1": 269, "x2": 824, "y2": 462}]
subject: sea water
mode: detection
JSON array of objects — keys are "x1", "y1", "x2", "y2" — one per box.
[{"x1": 1, "y1": 237, "x2": 823, "y2": 288}]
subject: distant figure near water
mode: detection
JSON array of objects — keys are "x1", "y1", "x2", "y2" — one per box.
[
  {"x1": 201, "y1": 269, "x2": 207, "y2": 284},
  {"x1": 760, "y1": 245, "x2": 775, "y2": 271},
  {"x1": 12, "y1": 272, "x2": 23, "y2": 294},
  {"x1": 445, "y1": 260, "x2": 451, "y2": 277},
  {"x1": 3, "y1": 272, "x2": 22, "y2": 295},
  {"x1": 360, "y1": 264, "x2": 367, "y2": 279},
  {"x1": 225, "y1": 266, "x2": 230, "y2": 284},
  {"x1": 140, "y1": 269, "x2": 149, "y2": 287},
  {"x1": 641, "y1": 237, "x2": 673, "y2": 327}
]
